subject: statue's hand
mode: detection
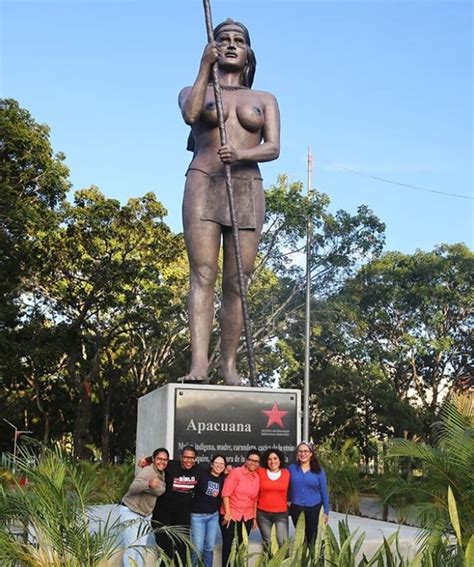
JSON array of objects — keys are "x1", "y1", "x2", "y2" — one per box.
[
  {"x1": 218, "y1": 143, "x2": 240, "y2": 164},
  {"x1": 201, "y1": 41, "x2": 219, "y2": 68}
]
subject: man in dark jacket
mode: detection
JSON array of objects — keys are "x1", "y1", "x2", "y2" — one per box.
[{"x1": 152, "y1": 445, "x2": 199, "y2": 561}]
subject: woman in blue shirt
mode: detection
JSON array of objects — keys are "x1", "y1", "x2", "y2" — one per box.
[{"x1": 288, "y1": 442, "x2": 329, "y2": 543}]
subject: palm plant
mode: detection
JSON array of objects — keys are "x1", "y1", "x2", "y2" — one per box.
[
  {"x1": 387, "y1": 393, "x2": 474, "y2": 549},
  {"x1": 374, "y1": 465, "x2": 417, "y2": 524},
  {"x1": 0, "y1": 443, "x2": 122, "y2": 566},
  {"x1": 227, "y1": 508, "x2": 473, "y2": 566},
  {"x1": 0, "y1": 467, "x2": 16, "y2": 491},
  {"x1": 226, "y1": 511, "x2": 425, "y2": 567},
  {"x1": 0, "y1": 443, "x2": 193, "y2": 566},
  {"x1": 76, "y1": 458, "x2": 135, "y2": 504},
  {"x1": 320, "y1": 439, "x2": 361, "y2": 515}
]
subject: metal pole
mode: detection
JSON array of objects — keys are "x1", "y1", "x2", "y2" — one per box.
[
  {"x1": 3, "y1": 419, "x2": 18, "y2": 471},
  {"x1": 303, "y1": 147, "x2": 313, "y2": 441},
  {"x1": 3, "y1": 419, "x2": 32, "y2": 473},
  {"x1": 201, "y1": 0, "x2": 257, "y2": 385}
]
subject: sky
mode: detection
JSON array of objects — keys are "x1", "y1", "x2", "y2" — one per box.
[{"x1": 1, "y1": 0, "x2": 472, "y2": 254}]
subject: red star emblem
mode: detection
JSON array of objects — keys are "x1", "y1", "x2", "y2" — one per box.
[{"x1": 262, "y1": 402, "x2": 288, "y2": 428}]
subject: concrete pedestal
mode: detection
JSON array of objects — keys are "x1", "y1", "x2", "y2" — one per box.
[{"x1": 136, "y1": 383, "x2": 301, "y2": 464}]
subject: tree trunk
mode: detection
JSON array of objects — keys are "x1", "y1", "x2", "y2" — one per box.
[
  {"x1": 101, "y1": 387, "x2": 111, "y2": 464},
  {"x1": 42, "y1": 413, "x2": 50, "y2": 445},
  {"x1": 381, "y1": 442, "x2": 388, "y2": 521},
  {"x1": 73, "y1": 390, "x2": 92, "y2": 459}
]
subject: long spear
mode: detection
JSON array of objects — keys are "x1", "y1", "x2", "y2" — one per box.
[{"x1": 201, "y1": 0, "x2": 257, "y2": 386}]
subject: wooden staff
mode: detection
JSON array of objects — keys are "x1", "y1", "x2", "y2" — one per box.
[{"x1": 201, "y1": 0, "x2": 257, "y2": 386}]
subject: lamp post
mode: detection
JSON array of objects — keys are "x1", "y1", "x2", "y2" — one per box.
[
  {"x1": 303, "y1": 147, "x2": 313, "y2": 442},
  {"x1": 3, "y1": 419, "x2": 32, "y2": 473}
]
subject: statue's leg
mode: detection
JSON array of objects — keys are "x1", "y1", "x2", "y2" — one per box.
[
  {"x1": 183, "y1": 172, "x2": 222, "y2": 381},
  {"x1": 219, "y1": 181, "x2": 264, "y2": 385}
]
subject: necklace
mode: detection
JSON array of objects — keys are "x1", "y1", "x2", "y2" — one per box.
[{"x1": 219, "y1": 85, "x2": 249, "y2": 91}]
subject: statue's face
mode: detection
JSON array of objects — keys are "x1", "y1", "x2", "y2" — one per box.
[{"x1": 215, "y1": 25, "x2": 248, "y2": 68}]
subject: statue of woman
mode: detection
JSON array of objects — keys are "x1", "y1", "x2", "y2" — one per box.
[{"x1": 179, "y1": 19, "x2": 280, "y2": 385}]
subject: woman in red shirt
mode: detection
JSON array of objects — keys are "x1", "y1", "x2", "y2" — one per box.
[
  {"x1": 220, "y1": 449, "x2": 261, "y2": 566},
  {"x1": 256, "y1": 448, "x2": 290, "y2": 548}
]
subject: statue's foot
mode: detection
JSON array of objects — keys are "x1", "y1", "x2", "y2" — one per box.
[
  {"x1": 220, "y1": 368, "x2": 242, "y2": 386},
  {"x1": 224, "y1": 375, "x2": 242, "y2": 386},
  {"x1": 180, "y1": 365, "x2": 209, "y2": 383},
  {"x1": 180, "y1": 374, "x2": 209, "y2": 384}
]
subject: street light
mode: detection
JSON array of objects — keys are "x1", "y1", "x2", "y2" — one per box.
[
  {"x1": 3, "y1": 419, "x2": 32, "y2": 472},
  {"x1": 303, "y1": 146, "x2": 313, "y2": 442}
]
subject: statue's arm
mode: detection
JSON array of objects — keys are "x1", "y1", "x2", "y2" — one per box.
[{"x1": 179, "y1": 42, "x2": 218, "y2": 124}]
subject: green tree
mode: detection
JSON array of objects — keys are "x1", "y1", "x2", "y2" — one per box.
[
  {"x1": 325, "y1": 245, "x2": 473, "y2": 426},
  {"x1": 0, "y1": 98, "x2": 69, "y2": 323},
  {"x1": 309, "y1": 360, "x2": 421, "y2": 451},
  {"x1": 388, "y1": 393, "x2": 474, "y2": 549},
  {"x1": 34, "y1": 188, "x2": 186, "y2": 458},
  {"x1": 0, "y1": 99, "x2": 70, "y2": 453},
  {"x1": 3, "y1": 184, "x2": 188, "y2": 459},
  {"x1": 240, "y1": 174, "x2": 386, "y2": 386},
  {"x1": 0, "y1": 101, "x2": 191, "y2": 458},
  {"x1": 277, "y1": 237, "x2": 472, "y2": 452}
]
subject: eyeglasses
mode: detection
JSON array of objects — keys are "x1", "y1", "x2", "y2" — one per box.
[
  {"x1": 155, "y1": 457, "x2": 169, "y2": 462},
  {"x1": 182, "y1": 456, "x2": 196, "y2": 460},
  {"x1": 213, "y1": 461, "x2": 226, "y2": 466},
  {"x1": 247, "y1": 458, "x2": 260, "y2": 464}
]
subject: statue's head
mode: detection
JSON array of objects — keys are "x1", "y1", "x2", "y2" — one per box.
[
  {"x1": 213, "y1": 18, "x2": 256, "y2": 88},
  {"x1": 187, "y1": 19, "x2": 257, "y2": 153}
]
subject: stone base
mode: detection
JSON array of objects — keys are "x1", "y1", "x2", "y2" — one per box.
[{"x1": 136, "y1": 383, "x2": 301, "y2": 464}]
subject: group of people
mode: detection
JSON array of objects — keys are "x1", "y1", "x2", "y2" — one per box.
[{"x1": 119, "y1": 441, "x2": 329, "y2": 567}]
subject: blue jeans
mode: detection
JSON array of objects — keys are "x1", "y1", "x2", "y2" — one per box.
[
  {"x1": 118, "y1": 504, "x2": 150, "y2": 567},
  {"x1": 191, "y1": 511, "x2": 219, "y2": 567},
  {"x1": 256, "y1": 509, "x2": 289, "y2": 547}
]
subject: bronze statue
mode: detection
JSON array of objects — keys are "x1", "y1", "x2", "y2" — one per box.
[{"x1": 180, "y1": 19, "x2": 280, "y2": 385}]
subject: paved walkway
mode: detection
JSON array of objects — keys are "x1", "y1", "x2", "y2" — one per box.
[{"x1": 359, "y1": 495, "x2": 418, "y2": 525}]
